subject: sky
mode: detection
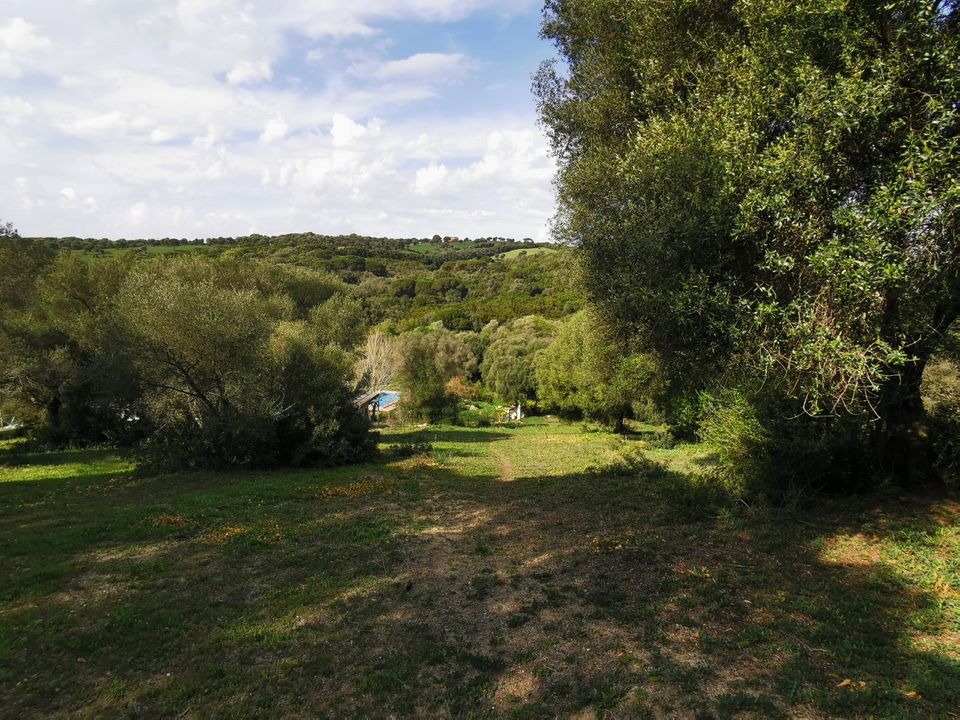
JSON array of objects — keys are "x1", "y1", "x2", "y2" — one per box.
[{"x1": 0, "y1": 1, "x2": 558, "y2": 241}]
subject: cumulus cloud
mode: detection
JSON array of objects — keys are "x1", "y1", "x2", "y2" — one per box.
[
  {"x1": 414, "y1": 162, "x2": 449, "y2": 195},
  {"x1": 0, "y1": 18, "x2": 50, "y2": 78},
  {"x1": 226, "y1": 59, "x2": 273, "y2": 85},
  {"x1": 0, "y1": 95, "x2": 34, "y2": 123},
  {"x1": 0, "y1": 0, "x2": 554, "y2": 241},
  {"x1": 260, "y1": 115, "x2": 289, "y2": 143},
  {"x1": 366, "y1": 53, "x2": 477, "y2": 83},
  {"x1": 330, "y1": 113, "x2": 381, "y2": 148}
]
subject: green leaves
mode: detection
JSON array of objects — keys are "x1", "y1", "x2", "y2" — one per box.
[{"x1": 538, "y1": 0, "x2": 960, "y2": 419}]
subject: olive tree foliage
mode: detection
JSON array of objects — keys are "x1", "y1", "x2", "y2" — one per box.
[
  {"x1": 116, "y1": 256, "x2": 372, "y2": 468},
  {"x1": 0, "y1": 249, "x2": 141, "y2": 443},
  {"x1": 536, "y1": 311, "x2": 660, "y2": 431},
  {"x1": 0, "y1": 246, "x2": 373, "y2": 467},
  {"x1": 480, "y1": 316, "x2": 556, "y2": 406},
  {"x1": 393, "y1": 329, "x2": 475, "y2": 422},
  {"x1": 537, "y1": 0, "x2": 959, "y2": 480}
]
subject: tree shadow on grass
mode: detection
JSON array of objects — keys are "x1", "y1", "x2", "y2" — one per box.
[
  {"x1": 0, "y1": 446, "x2": 124, "y2": 468},
  {"x1": 383, "y1": 427, "x2": 513, "y2": 445},
  {"x1": 0, "y1": 448, "x2": 958, "y2": 719}
]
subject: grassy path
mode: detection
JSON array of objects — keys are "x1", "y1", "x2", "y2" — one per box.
[{"x1": 0, "y1": 421, "x2": 958, "y2": 718}]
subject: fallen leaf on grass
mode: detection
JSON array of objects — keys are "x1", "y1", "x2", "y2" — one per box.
[{"x1": 837, "y1": 679, "x2": 867, "y2": 690}]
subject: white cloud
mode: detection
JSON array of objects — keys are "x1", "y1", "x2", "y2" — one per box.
[
  {"x1": 0, "y1": 18, "x2": 50, "y2": 78},
  {"x1": 129, "y1": 202, "x2": 148, "y2": 225},
  {"x1": 260, "y1": 115, "x2": 288, "y2": 143},
  {"x1": 414, "y1": 162, "x2": 448, "y2": 195},
  {"x1": 367, "y1": 52, "x2": 477, "y2": 82},
  {"x1": 193, "y1": 124, "x2": 224, "y2": 150},
  {"x1": 150, "y1": 127, "x2": 178, "y2": 143},
  {"x1": 0, "y1": 95, "x2": 34, "y2": 123},
  {"x1": 226, "y1": 59, "x2": 273, "y2": 85},
  {"x1": 330, "y1": 113, "x2": 381, "y2": 148},
  {"x1": 0, "y1": 1, "x2": 554, "y2": 241}
]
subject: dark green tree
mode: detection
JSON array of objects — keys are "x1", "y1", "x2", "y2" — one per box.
[
  {"x1": 0, "y1": 220, "x2": 18, "y2": 238},
  {"x1": 394, "y1": 328, "x2": 475, "y2": 422},
  {"x1": 116, "y1": 256, "x2": 371, "y2": 468},
  {"x1": 0, "y1": 251, "x2": 141, "y2": 443},
  {"x1": 536, "y1": 311, "x2": 660, "y2": 431},
  {"x1": 481, "y1": 316, "x2": 556, "y2": 407},
  {"x1": 537, "y1": 0, "x2": 959, "y2": 481}
]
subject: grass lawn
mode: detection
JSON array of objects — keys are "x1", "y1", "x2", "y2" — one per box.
[
  {"x1": 498, "y1": 247, "x2": 559, "y2": 260},
  {"x1": 1, "y1": 419, "x2": 958, "y2": 718}
]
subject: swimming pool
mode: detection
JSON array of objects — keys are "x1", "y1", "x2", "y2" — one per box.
[{"x1": 376, "y1": 391, "x2": 401, "y2": 409}]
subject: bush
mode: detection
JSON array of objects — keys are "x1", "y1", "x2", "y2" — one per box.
[
  {"x1": 924, "y1": 358, "x2": 960, "y2": 488},
  {"x1": 394, "y1": 329, "x2": 475, "y2": 423},
  {"x1": 118, "y1": 257, "x2": 374, "y2": 470},
  {"x1": 697, "y1": 384, "x2": 868, "y2": 503},
  {"x1": 644, "y1": 428, "x2": 677, "y2": 449},
  {"x1": 390, "y1": 441, "x2": 433, "y2": 458}
]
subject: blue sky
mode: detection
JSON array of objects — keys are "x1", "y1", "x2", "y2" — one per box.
[{"x1": 0, "y1": 1, "x2": 558, "y2": 240}]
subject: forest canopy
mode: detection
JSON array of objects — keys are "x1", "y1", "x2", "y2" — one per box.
[{"x1": 537, "y1": 0, "x2": 960, "y2": 486}]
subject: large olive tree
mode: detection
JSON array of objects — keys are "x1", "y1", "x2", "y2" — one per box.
[{"x1": 537, "y1": 0, "x2": 959, "y2": 482}]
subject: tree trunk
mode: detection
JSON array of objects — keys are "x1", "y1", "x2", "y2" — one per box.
[
  {"x1": 872, "y1": 359, "x2": 937, "y2": 486},
  {"x1": 614, "y1": 411, "x2": 626, "y2": 435},
  {"x1": 46, "y1": 395, "x2": 63, "y2": 438}
]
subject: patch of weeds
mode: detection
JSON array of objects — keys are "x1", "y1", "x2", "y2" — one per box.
[
  {"x1": 508, "y1": 701, "x2": 551, "y2": 719},
  {"x1": 102, "y1": 677, "x2": 128, "y2": 700},
  {"x1": 474, "y1": 534, "x2": 496, "y2": 556},
  {"x1": 455, "y1": 650, "x2": 507, "y2": 674},
  {"x1": 579, "y1": 671, "x2": 630, "y2": 711},
  {"x1": 645, "y1": 429, "x2": 678, "y2": 450},
  {"x1": 511, "y1": 649, "x2": 536, "y2": 664},
  {"x1": 507, "y1": 611, "x2": 534, "y2": 629},
  {"x1": 467, "y1": 571, "x2": 503, "y2": 601},
  {"x1": 389, "y1": 441, "x2": 433, "y2": 458},
  {"x1": 713, "y1": 690, "x2": 786, "y2": 719},
  {"x1": 544, "y1": 587, "x2": 566, "y2": 608},
  {"x1": 358, "y1": 656, "x2": 415, "y2": 694}
]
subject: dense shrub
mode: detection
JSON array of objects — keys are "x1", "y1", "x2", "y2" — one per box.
[
  {"x1": 117, "y1": 257, "x2": 374, "y2": 469},
  {"x1": 536, "y1": 311, "x2": 660, "y2": 431},
  {"x1": 698, "y1": 385, "x2": 869, "y2": 502},
  {"x1": 480, "y1": 316, "x2": 555, "y2": 407},
  {"x1": 389, "y1": 441, "x2": 433, "y2": 458},
  {"x1": 393, "y1": 328, "x2": 475, "y2": 423},
  {"x1": 923, "y1": 358, "x2": 960, "y2": 489}
]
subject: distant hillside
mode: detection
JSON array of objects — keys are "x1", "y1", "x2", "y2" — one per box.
[{"x1": 30, "y1": 233, "x2": 584, "y2": 332}]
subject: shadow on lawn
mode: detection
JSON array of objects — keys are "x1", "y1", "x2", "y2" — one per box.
[
  {"x1": 384, "y1": 427, "x2": 513, "y2": 445},
  {"x1": 0, "y1": 448, "x2": 958, "y2": 719},
  {"x1": 0, "y1": 445, "x2": 122, "y2": 468}
]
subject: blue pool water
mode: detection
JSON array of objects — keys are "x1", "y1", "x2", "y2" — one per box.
[{"x1": 377, "y1": 391, "x2": 401, "y2": 409}]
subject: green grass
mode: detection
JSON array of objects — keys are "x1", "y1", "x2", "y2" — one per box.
[
  {"x1": 498, "y1": 247, "x2": 559, "y2": 260},
  {"x1": 1, "y1": 419, "x2": 958, "y2": 718}
]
